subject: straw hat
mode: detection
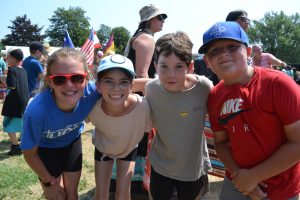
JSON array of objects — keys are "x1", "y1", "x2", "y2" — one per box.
[{"x1": 139, "y1": 4, "x2": 167, "y2": 24}]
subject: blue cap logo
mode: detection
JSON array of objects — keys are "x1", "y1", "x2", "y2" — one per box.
[
  {"x1": 210, "y1": 23, "x2": 227, "y2": 38},
  {"x1": 97, "y1": 54, "x2": 136, "y2": 78},
  {"x1": 198, "y1": 22, "x2": 249, "y2": 54}
]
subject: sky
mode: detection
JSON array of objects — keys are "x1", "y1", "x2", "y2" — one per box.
[{"x1": 1, "y1": 0, "x2": 299, "y2": 53}]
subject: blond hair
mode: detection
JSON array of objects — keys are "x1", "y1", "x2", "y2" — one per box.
[{"x1": 40, "y1": 48, "x2": 88, "y2": 91}]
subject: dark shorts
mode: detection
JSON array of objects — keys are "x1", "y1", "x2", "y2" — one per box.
[
  {"x1": 150, "y1": 167, "x2": 209, "y2": 200},
  {"x1": 94, "y1": 147, "x2": 138, "y2": 162},
  {"x1": 37, "y1": 136, "x2": 82, "y2": 177},
  {"x1": 137, "y1": 132, "x2": 148, "y2": 157}
]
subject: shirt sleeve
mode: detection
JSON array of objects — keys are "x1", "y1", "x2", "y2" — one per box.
[
  {"x1": 20, "y1": 113, "x2": 43, "y2": 150},
  {"x1": 208, "y1": 91, "x2": 224, "y2": 132},
  {"x1": 144, "y1": 97, "x2": 152, "y2": 132},
  {"x1": 6, "y1": 68, "x2": 16, "y2": 88},
  {"x1": 272, "y1": 74, "x2": 300, "y2": 125}
]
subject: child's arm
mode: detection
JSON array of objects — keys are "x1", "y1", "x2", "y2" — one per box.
[
  {"x1": 233, "y1": 119, "x2": 300, "y2": 194},
  {"x1": 214, "y1": 130, "x2": 240, "y2": 176},
  {"x1": 214, "y1": 130, "x2": 268, "y2": 198},
  {"x1": 132, "y1": 78, "x2": 151, "y2": 93},
  {"x1": 23, "y1": 147, "x2": 65, "y2": 198}
]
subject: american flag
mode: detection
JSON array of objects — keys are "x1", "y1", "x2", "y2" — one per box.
[{"x1": 80, "y1": 29, "x2": 101, "y2": 65}]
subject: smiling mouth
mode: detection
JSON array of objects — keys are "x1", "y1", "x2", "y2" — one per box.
[
  {"x1": 62, "y1": 91, "x2": 78, "y2": 96},
  {"x1": 218, "y1": 59, "x2": 233, "y2": 65},
  {"x1": 109, "y1": 94, "x2": 123, "y2": 99}
]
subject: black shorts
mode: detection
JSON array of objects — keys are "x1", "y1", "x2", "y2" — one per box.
[
  {"x1": 37, "y1": 136, "x2": 82, "y2": 177},
  {"x1": 94, "y1": 147, "x2": 138, "y2": 162},
  {"x1": 137, "y1": 132, "x2": 148, "y2": 157},
  {"x1": 150, "y1": 167, "x2": 209, "y2": 200}
]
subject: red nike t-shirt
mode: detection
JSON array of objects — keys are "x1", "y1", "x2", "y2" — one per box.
[{"x1": 208, "y1": 67, "x2": 300, "y2": 199}]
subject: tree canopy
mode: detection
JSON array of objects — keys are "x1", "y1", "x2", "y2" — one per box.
[
  {"x1": 2, "y1": 15, "x2": 44, "y2": 46},
  {"x1": 96, "y1": 24, "x2": 112, "y2": 46},
  {"x1": 248, "y1": 11, "x2": 300, "y2": 64},
  {"x1": 45, "y1": 7, "x2": 90, "y2": 47},
  {"x1": 111, "y1": 27, "x2": 131, "y2": 54}
]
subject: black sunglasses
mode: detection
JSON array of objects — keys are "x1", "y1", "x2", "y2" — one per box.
[
  {"x1": 157, "y1": 15, "x2": 165, "y2": 22},
  {"x1": 49, "y1": 73, "x2": 87, "y2": 86},
  {"x1": 239, "y1": 16, "x2": 250, "y2": 24}
]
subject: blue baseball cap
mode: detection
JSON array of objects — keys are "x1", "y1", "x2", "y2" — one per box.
[
  {"x1": 198, "y1": 22, "x2": 249, "y2": 54},
  {"x1": 97, "y1": 54, "x2": 136, "y2": 78}
]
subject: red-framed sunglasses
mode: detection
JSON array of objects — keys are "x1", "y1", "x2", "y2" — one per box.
[{"x1": 48, "y1": 73, "x2": 87, "y2": 86}]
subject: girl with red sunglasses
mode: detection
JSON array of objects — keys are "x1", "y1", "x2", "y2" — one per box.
[{"x1": 21, "y1": 48, "x2": 101, "y2": 200}]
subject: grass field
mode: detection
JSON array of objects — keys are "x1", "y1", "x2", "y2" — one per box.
[{"x1": 0, "y1": 102, "x2": 223, "y2": 200}]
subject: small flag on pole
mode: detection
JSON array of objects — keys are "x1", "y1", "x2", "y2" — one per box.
[
  {"x1": 63, "y1": 29, "x2": 74, "y2": 48},
  {"x1": 103, "y1": 33, "x2": 115, "y2": 57},
  {"x1": 80, "y1": 29, "x2": 101, "y2": 65}
]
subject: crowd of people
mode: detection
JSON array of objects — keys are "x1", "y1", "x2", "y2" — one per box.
[{"x1": 0, "y1": 4, "x2": 300, "y2": 200}]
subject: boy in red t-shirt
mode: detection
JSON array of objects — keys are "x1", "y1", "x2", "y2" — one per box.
[{"x1": 199, "y1": 21, "x2": 300, "y2": 200}]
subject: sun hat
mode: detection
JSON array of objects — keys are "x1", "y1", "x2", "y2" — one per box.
[
  {"x1": 139, "y1": 4, "x2": 167, "y2": 24},
  {"x1": 29, "y1": 41, "x2": 44, "y2": 52},
  {"x1": 198, "y1": 22, "x2": 249, "y2": 54},
  {"x1": 1, "y1": 49, "x2": 7, "y2": 56},
  {"x1": 8, "y1": 47, "x2": 24, "y2": 61},
  {"x1": 97, "y1": 54, "x2": 136, "y2": 78}
]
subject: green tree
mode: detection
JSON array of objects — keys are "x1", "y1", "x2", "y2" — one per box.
[
  {"x1": 111, "y1": 27, "x2": 131, "y2": 54},
  {"x1": 1, "y1": 15, "x2": 45, "y2": 46},
  {"x1": 248, "y1": 11, "x2": 300, "y2": 63},
  {"x1": 96, "y1": 24, "x2": 111, "y2": 46},
  {"x1": 46, "y1": 7, "x2": 90, "y2": 47}
]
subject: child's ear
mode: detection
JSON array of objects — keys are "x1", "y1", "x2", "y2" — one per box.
[
  {"x1": 203, "y1": 55, "x2": 210, "y2": 69},
  {"x1": 188, "y1": 61, "x2": 194, "y2": 74},
  {"x1": 46, "y1": 77, "x2": 54, "y2": 88},
  {"x1": 95, "y1": 80, "x2": 101, "y2": 91}
]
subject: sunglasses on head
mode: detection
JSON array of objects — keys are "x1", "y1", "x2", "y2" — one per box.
[
  {"x1": 49, "y1": 73, "x2": 87, "y2": 86},
  {"x1": 157, "y1": 15, "x2": 165, "y2": 22}
]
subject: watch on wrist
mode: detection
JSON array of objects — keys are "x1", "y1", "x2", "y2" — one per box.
[
  {"x1": 39, "y1": 177, "x2": 56, "y2": 187},
  {"x1": 43, "y1": 181, "x2": 53, "y2": 187}
]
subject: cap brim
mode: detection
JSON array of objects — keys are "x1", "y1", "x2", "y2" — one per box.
[
  {"x1": 98, "y1": 67, "x2": 136, "y2": 78},
  {"x1": 161, "y1": 13, "x2": 167, "y2": 19},
  {"x1": 140, "y1": 12, "x2": 168, "y2": 24},
  {"x1": 198, "y1": 38, "x2": 248, "y2": 54},
  {"x1": 198, "y1": 39, "x2": 219, "y2": 54}
]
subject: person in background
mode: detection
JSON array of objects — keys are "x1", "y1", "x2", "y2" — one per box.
[
  {"x1": 40, "y1": 42, "x2": 51, "y2": 68},
  {"x1": 251, "y1": 43, "x2": 287, "y2": 69},
  {"x1": 281, "y1": 65, "x2": 294, "y2": 79},
  {"x1": 21, "y1": 48, "x2": 100, "y2": 200},
  {"x1": 2, "y1": 48, "x2": 29, "y2": 156},
  {"x1": 122, "y1": 4, "x2": 167, "y2": 196},
  {"x1": 194, "y1": 56, "x2": 220, "y2": 85},
  {"x1": 0, "y1": 50, "x2": 8, "y2": 100},
  {"x1": 124, "y1": 4, "x2": 167, "y2": 79},
  {"x1": 86, "y1": 54, "x2": 151, "y2": 200},
  {"x1": 146, "y1": 31, "x2": 213, "y2": 200},
  {"x1": 22, "y1": 41, "x2": 46, "y2": 97},
  {"x1": 200, "y1": 21, "x2": 300, "y2": 200},
  {"x1": 226, "y1": 9, "x2": 250, "y2": 32}
]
